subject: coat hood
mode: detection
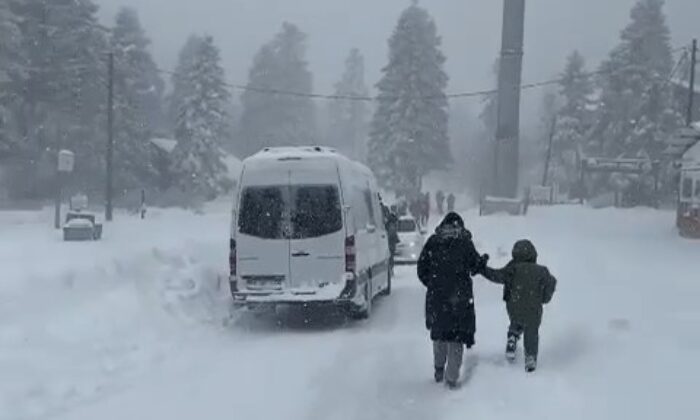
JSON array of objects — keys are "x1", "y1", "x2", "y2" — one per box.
[
  {"x1": 512, "y1": 240, "x2": 538, "y2": 263},
  {"x1": 435, "y1": 212, "x2": 469, "y2": 239}
]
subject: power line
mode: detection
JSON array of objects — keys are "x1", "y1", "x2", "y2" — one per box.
[{"x1": 154, "y1": 43, "x2": 693, "y2": 103}]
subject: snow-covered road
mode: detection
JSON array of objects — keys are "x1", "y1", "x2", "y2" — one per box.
[{"x1": 2, "y1": 204, "x2": 699, "y2": 420}]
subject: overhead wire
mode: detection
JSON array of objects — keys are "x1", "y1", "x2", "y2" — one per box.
[{"x1": 153, "y1": 43, "x2": 694, "y2": 103}]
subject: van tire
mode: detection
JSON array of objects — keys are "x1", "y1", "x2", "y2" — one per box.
[
  {"x1": 380, "y1": 266, "x2": 392, "y2": 296},
  {"x1": 351, "y1": 281, "x2": 372, "y2": 320}
]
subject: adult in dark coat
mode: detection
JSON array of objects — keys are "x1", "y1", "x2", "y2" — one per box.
[
  {"x1": 480, "y1": 240, "x2": 557, "y2": 372},
  {"x1": 417, "y1": 212, "x2": 485, "y2": 388}
]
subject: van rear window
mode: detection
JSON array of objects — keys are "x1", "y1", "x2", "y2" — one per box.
[
  {"x1": 239, "y1": 187, "x2": 285, "y2": 239},
  {"x1": 398, "y1": 219, "x2": 417, "y2": 233},
  {"x1": 292, "y1": 186, "x2": 342, "y2": 239}
]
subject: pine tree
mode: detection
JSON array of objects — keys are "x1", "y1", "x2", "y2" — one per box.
[
  {"x1": 167, "y1": 34, "x2": 204, "y2": 130},
  {"x1": 327, "y1": 48, "x2": 369, "y2": 161},
  {"x1": 10, "y1": 0, "x2": 107, "y2": 196},
  {"x1": 171, "y1": 35, "x2": 230, "y2": 199},
  {"x1": 595, "y1": 0, "x2": 682, "y2": 159},
  {"x1": 0, "y1": 0, "x2": 22, "y2": 159},
  {"x1": 545, "y1": 51, "x2": 594, "y2": 192},
  {"x1": 111, "y1": 7, "x2": 165, "y2": 191},
  {"x1": 367, "y1": 3, "x2": 450, "y2": 193},
  {"x1": 237, "y1": 22, "x2": 316, "y2": 157}
]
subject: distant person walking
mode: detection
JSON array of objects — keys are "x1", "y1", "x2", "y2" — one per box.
[
  {"x1": 436, "y1": 190, "x2": 445, "y2": 215},
  {"x1": 383, "y1": 204, "x2": 400, "y2": 274},
  {"x1": 447, "y1": 193, "x2": 456, "y2": 213},
  {"x1": 417, "y1": 212, "x2": 488, "y2": 389},
  {"x1": 422, "y1": 192, "x2": 431, "y2": 226}
]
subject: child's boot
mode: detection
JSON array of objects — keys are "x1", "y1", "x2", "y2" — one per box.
[
  {"x1": 505, "y1": 334, "x2": 519, "y2": 362},
  {"x1": 525, "y1": 355, "x2": 537, "y2": 373}
]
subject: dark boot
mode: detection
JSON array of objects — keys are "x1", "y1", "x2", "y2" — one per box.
[
  {"x1": 525, "y1": 355, "x2": 537, "y2": 373},
  {"x1": 446, "y1": 379, "x2": 460, "y2": 390},
  {"x1": 505, "y1": 334, "x2": 519, "y2": 362},
  {"x1": 434, "y1": 367, "x2": 445, "y2": 383}
]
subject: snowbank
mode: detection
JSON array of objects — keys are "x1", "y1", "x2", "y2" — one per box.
[{"x1": 0, "y1": 207, "x2": 232, "y2": 419}]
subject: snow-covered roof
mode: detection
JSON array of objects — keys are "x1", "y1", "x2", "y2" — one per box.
[
  {"x1": 150, "y1": 138, "x2": 177, "y2": 154},
  {"x1": 246, "y1": 146, "x2": 343, "y2": 164},
  {"x1": 671, "y1": 77, "x2": 700, "y2": 95},
  {"x1": 683, "y1": 141, "x2": 700, "y2": 164},
  {"x1": 222, "y1": 152, "x2": 243, "y2": 178}
]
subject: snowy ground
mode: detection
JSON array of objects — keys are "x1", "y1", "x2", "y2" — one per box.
[{"x1": 1, "y1": 204, "x2": 699, "y2": 420}]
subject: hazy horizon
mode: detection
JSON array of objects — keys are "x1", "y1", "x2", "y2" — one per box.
[{"x1": 93, "y1": 0, "x2": 700, "y2": 127}]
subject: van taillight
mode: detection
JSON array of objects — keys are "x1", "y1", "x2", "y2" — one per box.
[
  {"x1": 345, "y1": 235, "x2": 356, "y2": 273},
  {"x1": 229, "y1": 238, "x2": 237, "y2": 277}
]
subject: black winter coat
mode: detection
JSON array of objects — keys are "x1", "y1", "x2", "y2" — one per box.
[{"x1": 417, "y1": 223, "x2": 481, "y2": 346}]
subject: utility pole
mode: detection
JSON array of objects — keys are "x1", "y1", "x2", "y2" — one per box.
[
  {"x1": 106, "y1": 51, "x2": 114, "y2": 222},
  {"x1": 687, "y1": 38, "x2": 697, "y2": 127},
  {"x1": 494, "y1": 0, "x2": 526, "y2": 198}
]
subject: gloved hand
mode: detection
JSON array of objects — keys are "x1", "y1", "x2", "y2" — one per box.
[{"x1": 473, "y1": 254, "x2": 490, "y2": 274}]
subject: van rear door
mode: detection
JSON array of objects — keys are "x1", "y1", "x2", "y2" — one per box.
[
  {"x1": 237, "y1": 185, "x2": 290, "y2": 291},
  {"x1": 289, "y1": 178, "x2": 345, "y2": 290}
]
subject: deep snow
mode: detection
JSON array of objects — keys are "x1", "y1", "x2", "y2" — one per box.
[{"x1": 1, "y1": 204, "x2": 699, "y2": 420}]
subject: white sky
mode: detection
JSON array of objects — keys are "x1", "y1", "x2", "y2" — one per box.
[{"x1": 93, "y1": 0, "x2": 700, "y2": 121}]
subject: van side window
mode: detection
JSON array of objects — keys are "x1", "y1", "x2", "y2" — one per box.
[
  {"x1": 239, "y1": 186, "x2": 285, "y2": 239},
  {"x1": 363, "y1": 189, "x2": 376, "y2": 227}
]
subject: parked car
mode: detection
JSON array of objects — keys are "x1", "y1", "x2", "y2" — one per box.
[
  {"x1": 63, "y1": 211, "x2": 103, "y2": 241},
  {"x1": 229, "y1": 146, "x2": 391, "y2": 319},
  {"x1": 394, "y1": 216, "x2": 426, "y2": 264}
]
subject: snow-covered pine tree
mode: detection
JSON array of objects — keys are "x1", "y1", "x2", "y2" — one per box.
[
  {"x1": 9, "y1": 0, "x2": 107, "y2": 196},
  {"x1": 0, "y1": 0, "x2": 22, "y2": 159},
  {"x1": 595, "y1": 0, "x2": 682, "y2": 160},
  {"x1": 237, "y1": 22, "x2": 316, "y2": 157},
  {"x1": 111, "y1": 7, "x2": 165, "y2": 191},
  {"x1": 167, "y1": 35, "x2": 204, "y2": 130},
  {"x1": 547, "y1": 51, "x2": 594, "y2": 193},
  {"x1": 367, "y1": 3, "x2": 450, "y2": 194},
  {"x1": 171, "y1": 35, "x2": 230, "y2": 199},
  {"x1": 327, "y1": 48, "x2": 369, "y2": 161}
]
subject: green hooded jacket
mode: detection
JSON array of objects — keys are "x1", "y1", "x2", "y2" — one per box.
[{"x1": 481, "y1": 240, "x2": 557, "y2": 326}]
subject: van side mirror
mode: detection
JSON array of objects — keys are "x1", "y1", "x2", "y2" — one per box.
[{"x1": 420, "y1": 229, "x2": 428, "y2": 235}]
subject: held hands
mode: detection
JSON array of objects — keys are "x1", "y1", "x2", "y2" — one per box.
[{"x1": 472, "y1": 254, "x2": 489, "y2": 275}]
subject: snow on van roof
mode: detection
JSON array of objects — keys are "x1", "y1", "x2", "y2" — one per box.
[
  {"x1": 250, "y1": 146, "x2": 338, "y2": 158},
  {"x1": 244, "y1": 146, "x2": 355, "y2": 165},
  {"x1": 242, "y1": 146, "x2": 375, "y2": 180}
]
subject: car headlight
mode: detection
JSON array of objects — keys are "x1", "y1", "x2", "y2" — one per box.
[{"x1": 409, "y1": 241, "x2": 416, "y2": 247}]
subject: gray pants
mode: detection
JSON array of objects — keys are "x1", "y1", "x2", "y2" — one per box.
[{"x1": 433, "y1": 341, "x2": 464, "y2": 383}]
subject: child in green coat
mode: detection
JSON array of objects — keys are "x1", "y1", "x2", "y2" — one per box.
[{"x1": 479, "y1": 240, "x2": 557, "y2": 372}]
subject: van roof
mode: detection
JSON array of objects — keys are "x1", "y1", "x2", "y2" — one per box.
[
  {"x1": 248, "y1": 146, "x2": 340, "y2": 161},
  {"x1": 243, "y1": 146, "x2": 369, "y2": 170}
]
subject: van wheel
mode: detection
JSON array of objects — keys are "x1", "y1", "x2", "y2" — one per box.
[
  {"x1": 351, "y1": 281, "x2": 372, "y2": 320},
  {"x1": 380, "y1": 267, "x2": 392, "y2": 296}
]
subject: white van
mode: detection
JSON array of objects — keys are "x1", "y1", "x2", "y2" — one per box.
[{"x1": 229, "y1": 146, "x2": 391, "y2": 318}]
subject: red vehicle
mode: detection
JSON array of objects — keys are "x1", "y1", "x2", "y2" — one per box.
[{"x1": 678, "y1": 142, "x2": 700, "y2": 238}]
